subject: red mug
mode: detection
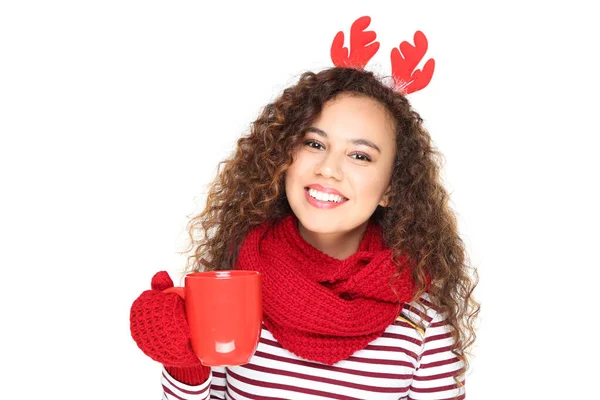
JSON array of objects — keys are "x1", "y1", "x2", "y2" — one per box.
[{"x1": 163, "y1": 271, "x2": 262, "y2": 366}]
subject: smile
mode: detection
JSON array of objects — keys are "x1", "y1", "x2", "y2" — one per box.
[{"x1": 304, "y1": 188, "x2": 348, "y2": 209}]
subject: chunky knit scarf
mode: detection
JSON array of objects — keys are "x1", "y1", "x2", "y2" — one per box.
[{"x1": 235, "y1": 214, "x2": 416, "y2": 365}]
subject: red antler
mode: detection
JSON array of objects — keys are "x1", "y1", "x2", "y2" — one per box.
[
  {"x1": 390, "y1": 31, "x2": 435, "y2": 94},
  {"x1": 331, "y1": 16, "x2": 380, "y2": 69}
]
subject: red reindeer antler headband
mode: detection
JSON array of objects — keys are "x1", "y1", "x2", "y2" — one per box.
[{"x1": 330, "y1": 16, "x2": 435, "y2": 94}]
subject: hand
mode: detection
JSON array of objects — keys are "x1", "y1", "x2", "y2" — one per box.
[{"x1": 130, "y1": 271, "x2": 202, "y2": 368}]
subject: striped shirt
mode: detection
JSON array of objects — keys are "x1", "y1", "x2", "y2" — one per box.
[{"x1": 160, "y1": 295, "x2": 465, "y2": 400}]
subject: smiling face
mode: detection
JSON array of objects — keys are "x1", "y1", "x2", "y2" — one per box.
[{"x1": 284, "y1": 93, "x2": 397, "y2": 255}]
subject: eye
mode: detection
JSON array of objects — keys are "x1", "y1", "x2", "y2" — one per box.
[
  {"x1": 304, "y1": 139, "x2": 323, "y2": 150},
  {"x1": 351, "y1": 152, "x2": 372, "y2": 162},
  {"x1": 303, "y1": 140, "x2": 372, "y2": 162}
]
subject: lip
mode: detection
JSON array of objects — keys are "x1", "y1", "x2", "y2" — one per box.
[
  {"x1": 304, "y1": 184, "x2": 348, "y2": 210},
  {"x1": 304, "y1": 187, "x2": 348, "y2": 209},
  {"x1": 305, "y1": 184, "x2": 348, "y2": 199}
]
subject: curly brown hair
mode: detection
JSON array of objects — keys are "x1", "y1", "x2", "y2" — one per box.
[{"x1": 181, "y1": 66, "x2": 479, "y2": 383}]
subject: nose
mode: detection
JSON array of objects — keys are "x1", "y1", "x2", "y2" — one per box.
[{"x1": 315, "y1": 152, "x2": 343, "y2": 180}]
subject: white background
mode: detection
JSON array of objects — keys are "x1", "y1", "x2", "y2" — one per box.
[{"x1": 1, "y1": 1, "x2": 598, "y2": 398}]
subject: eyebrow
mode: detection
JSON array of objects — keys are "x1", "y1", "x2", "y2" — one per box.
[{"x1": 305, "y1": 127, "x2": 381, "y2": 154}]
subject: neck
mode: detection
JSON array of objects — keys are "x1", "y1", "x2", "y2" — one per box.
[{"x1": 297, "y1": 219, "x2": 369, "y2": 260}]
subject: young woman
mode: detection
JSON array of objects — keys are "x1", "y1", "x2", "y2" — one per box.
[{"x1": 130, "y1": 66, "x2": 479, "y2": 399}]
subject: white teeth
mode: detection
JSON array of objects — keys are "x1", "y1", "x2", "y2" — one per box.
[{"x1": 307, "y1": 188, "x2": 346, "y2": 203}]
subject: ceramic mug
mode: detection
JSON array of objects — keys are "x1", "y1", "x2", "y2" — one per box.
[{"x1": 163, "y1": 270, "x2": 262, "y2": 366}]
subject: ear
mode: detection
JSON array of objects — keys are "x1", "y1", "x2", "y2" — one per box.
[{"x1": 379, "y1": 185, "x2": 392, "y2": 208}]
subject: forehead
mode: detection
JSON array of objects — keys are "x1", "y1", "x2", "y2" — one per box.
[{"x1": 311, "y1": 94, "x2": 396, "y2": 142}]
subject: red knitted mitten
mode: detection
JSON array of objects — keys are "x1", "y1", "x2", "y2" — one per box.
[{"x1": 130, "y1": 271, "x2": 211, "y2": 385}]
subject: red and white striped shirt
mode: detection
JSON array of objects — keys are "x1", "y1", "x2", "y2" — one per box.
[{"x1": 160, "y1": 295, "x2": 465, "y2": 400}]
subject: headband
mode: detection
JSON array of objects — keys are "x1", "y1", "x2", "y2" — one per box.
[{"x1": 330, "y1": 16, "x2": 435, "y2": 94}]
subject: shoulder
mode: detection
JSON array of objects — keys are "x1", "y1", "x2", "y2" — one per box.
[{"x1": 397, "y1": 292, "x2": 442, "y2": 335}]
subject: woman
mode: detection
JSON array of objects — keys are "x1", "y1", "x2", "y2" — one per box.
[{"x1": 130, "y1": 66, "x2": 479, "y2": 399}]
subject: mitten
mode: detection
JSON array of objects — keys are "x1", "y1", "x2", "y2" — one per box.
[{"x1": 130, "y1": 271, "x2": 211, "y2": 385}]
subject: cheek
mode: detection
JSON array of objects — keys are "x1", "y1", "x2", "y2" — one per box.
[
  {"x1": 284, "y1": 161, "x2": 303, "y2": 193},
  {"x1": 356, "y1": 170, "x2": 390, "y2": 198},
  {"x1": 287, "y1": 154, "x2": 309, "y2": 179}
]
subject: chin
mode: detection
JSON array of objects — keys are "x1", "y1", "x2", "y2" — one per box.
[{"x1": 296, "y1": 212, "x2": 348, "y2": 234}]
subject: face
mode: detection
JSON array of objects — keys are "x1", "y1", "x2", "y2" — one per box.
[{"x1": 285, "y1": 93, "x2": 397, "y2": 238}]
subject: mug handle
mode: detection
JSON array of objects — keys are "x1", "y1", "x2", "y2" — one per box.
[{"x1": 162, "y1": 287, "x2": 185, "y2": 298}]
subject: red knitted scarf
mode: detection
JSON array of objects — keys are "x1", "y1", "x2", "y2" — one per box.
[{"x1": 235, "y1": 214, "x2": 416, "y2": 365}]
